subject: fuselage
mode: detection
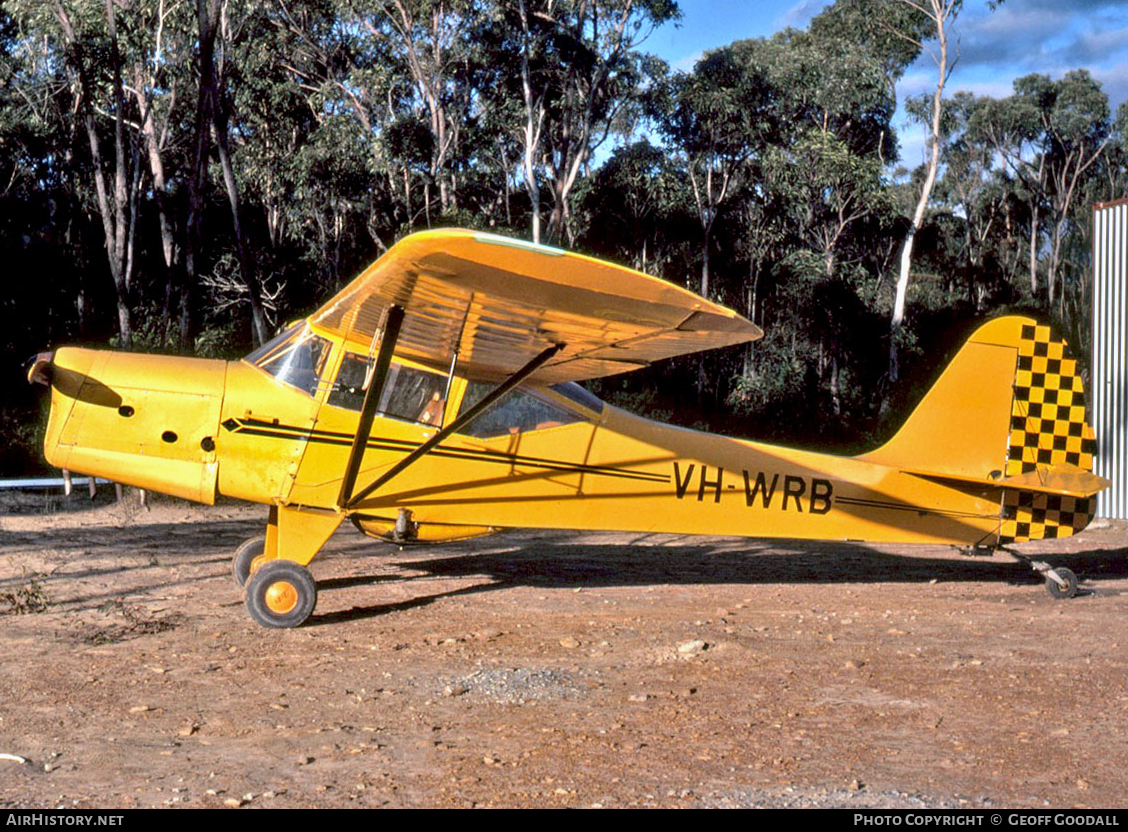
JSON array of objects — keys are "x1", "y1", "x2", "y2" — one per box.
[{"x1": 39, "y1": 318, "x2": 1012, "y2": 550}]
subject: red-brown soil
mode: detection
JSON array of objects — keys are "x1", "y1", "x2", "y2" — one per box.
[{"x1": 1, "y1": 491, "x2": 1125, "y2": 808}]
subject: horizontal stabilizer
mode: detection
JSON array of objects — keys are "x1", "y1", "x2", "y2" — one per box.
[{"x1": 904, "y1": 464, "x2": 1111, "y2": 499}]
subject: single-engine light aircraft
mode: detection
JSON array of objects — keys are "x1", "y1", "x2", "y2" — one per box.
[{"x1": 28, "y1": 229, "x2": 1111, "y2": 628}]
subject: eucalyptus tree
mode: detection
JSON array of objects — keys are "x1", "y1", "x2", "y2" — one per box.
[
  {"x1": 486, "y1": 0, "x2": 678, "y2": 245},
  {"x1": 195, "y1": 0, "x2": 276, "y2": 347},
  {"x1": 749, "y1": 25, "x2": 897, "y2": 260},
  {"x1": 662, "y1": 44, "x2": 763, "y2": 303},
  {"x1": 970, "y1": 71, "x2": 1111, "y2": 305},
  {"x1": 752, "y1": 29, "x2": 896, "y2": 417},
  {"x1": 1094, "y1": 101, "x2": 1128, "y2": 200},
  {"x1": 7, "y1": 0, "x2": 144, "y2": 346},
  {"x1": 911, "y1": 91, "x2": 990, "y2": 303},
  {"x1": 808, "y1": 0, "x2": 932, "y2": 102},
  {"x1": 269, "y1": 0, "x2": 497, "y2": 247},
  {"x1": 128, "y1": 0, "x2": 193, "y2": 336},
  {"x1": 576, "y1": 138, "x2": 692, "y2": 274},
  {"x1": 1036, "y1": 71, "x2": 1110, "y2": 307},
  {"x1": 887, "y1": 0, "x2": 964, "y2": 383},
  {"x1": 0, "y1": 6, "x2": 87, "y2": 357},
  {"x1": 339, "y1": 0, "x2": 483, "y2": 219}
]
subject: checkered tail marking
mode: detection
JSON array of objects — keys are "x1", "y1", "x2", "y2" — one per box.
[{"x1": 999, "y1": 324, "x2": 1098, "y2": 543}]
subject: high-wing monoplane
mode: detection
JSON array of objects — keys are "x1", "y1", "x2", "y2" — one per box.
[{"x1": 28, "y1": 230, "x2": 1111, "y2": 627}]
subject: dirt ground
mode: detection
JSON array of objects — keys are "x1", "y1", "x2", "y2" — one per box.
[{"x1": 0, "y1": 489, "x2": 1126, "y2": 809}]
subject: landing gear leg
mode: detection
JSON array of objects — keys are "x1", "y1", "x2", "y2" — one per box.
[{"x1": 237, "y1": 504, "x2": 343, "y2": 628}]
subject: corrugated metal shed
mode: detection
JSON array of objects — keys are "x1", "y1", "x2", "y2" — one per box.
[{"x1": 1092, "y1": 199, "x2": 1128, "y2": 520}]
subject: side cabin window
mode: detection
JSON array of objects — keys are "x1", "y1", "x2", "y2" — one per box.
[
  {"x1": 458, "y1": 381, "x2": 599, "y2": 438},
  {"x1": 246, "y1": 323, "x2": 330, "y2": 397},
  {"x1": 328, "y1": 352, "x2": 447, "y2": 427}
]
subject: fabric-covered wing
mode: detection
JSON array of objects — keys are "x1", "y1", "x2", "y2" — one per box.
[{"x1": 311, "y1": 229, "x2": 762, "y2": 385}]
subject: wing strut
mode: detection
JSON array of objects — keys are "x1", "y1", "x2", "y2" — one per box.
[
  {"x1": 344, "y1": 342, "x2": 564, "y2": 509},
  {"x1": 337, "y1": 304, "x2": 406, "y2": 508}
]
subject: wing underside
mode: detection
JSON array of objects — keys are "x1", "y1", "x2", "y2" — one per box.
[{"x1": 311, "y1": 230, "x2": 762, "y2": 385}]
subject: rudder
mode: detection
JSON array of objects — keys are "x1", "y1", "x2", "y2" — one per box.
[{"x1": 1000, "y1": 321, "x2": 1098, "y2": 543}]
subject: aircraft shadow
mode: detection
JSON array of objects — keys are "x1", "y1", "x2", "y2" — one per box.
[
  {"x1": 5, "y1": 511, "x2": 1123, "y2": 624},
  {"x1": 309, "y1": 531, "x2": 1128, "y2": 626}
]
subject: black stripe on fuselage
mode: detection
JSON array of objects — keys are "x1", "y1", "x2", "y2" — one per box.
[
  {"x1": 835, "y1": 495, "x2": 994, "y2": 521},
  {"x1": 221, "y1": 417, "x2": 671, "y2": 485}
]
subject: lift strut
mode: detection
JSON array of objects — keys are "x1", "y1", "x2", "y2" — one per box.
[
  {"x1": 337, "y1": 305, "x2": 405, "y2": 508},
  {"x1": 345, "y1": 342, "x2": 564, "y2": 509}
]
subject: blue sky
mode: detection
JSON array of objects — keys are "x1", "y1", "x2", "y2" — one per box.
[{"x1": 648, "y1": 0, "x2": 1128, "y2": 168}]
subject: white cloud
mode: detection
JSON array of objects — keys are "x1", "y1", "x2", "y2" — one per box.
[
  {"x1": 1090, "y1": 58, "x2": 1128, "y2": 111},
  {"x1": 671, "y1": 49, "x2": 705, "y2": 73},
  {"x1": 778, "y1": 0, "x2": 829, "y2": 28},
  {"x1": 939, "y1": 0, "x2": 1128, "y2": 104}
]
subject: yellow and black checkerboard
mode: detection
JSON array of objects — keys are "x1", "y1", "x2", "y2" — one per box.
[{"x1": 999, "y1": 323, "x2": 1097, "y2": 543}]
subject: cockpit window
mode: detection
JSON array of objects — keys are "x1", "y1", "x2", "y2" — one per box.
[
  {"x1": 458, "y1": 382, "x2": 586, "y2": 438},
  {"x1": 328, "y1": 352, "x2": 447, "y2": 426},
  {"x1": 246, "y1": 323, "x2": 330, "y2": 396},
  {"x1": 550, "y1": 382, "x2": 604, "y2": 414}
]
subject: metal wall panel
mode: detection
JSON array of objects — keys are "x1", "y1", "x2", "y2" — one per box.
[{"x1": 1092, "y1": 201, "x2": 1128, "y2": 520}]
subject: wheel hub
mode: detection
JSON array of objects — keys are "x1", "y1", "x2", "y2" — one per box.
[{"x1": 265, "y1": 580, "x2": 299, "y2": 614}]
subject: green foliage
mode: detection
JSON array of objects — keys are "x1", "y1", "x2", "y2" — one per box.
[
  {"x1": 590, "y1": 377, "x2": 674, "y2": 425},
  {"x1": 0, "y1": 405, "x2": 48, "y2": 476},
  {"x1": 194, "y1": 321, "x2": 250, "y2": 360}
]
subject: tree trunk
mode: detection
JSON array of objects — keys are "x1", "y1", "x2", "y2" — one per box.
[
  {"x1": 211, "y1": 9, "x2": 268, "y2": 347},
  {"x1": 517, "y1": 0, "x2": 542, "y2": 244},
  {"x1": 182, "y1": 0, "x2": 222, "y2": 351},
  {"x1": 55, "y1": 0, "x2": 135, "y2": 347},
  {"x1": 889, "y1": 0, "x2": 950, "y2": 384},
  {"x1": 213, "y1": 113, "x2": 269, "y2": 346},
  {"x1": 134, "y1": 79, "x2": 178, "y2": 343}
]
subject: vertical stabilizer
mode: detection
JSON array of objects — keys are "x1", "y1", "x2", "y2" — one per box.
[{"x1": 858, "y1": 317, "x2": 1099, "y2": 544}]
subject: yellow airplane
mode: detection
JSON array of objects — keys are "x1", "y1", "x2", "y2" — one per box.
[{"x1": 28, "y1": 229, "x2": 1111, "y2": 628}]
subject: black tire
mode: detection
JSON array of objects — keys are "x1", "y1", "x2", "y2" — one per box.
[
  {"x1": 232, "y1": 535, "x2": 266, "y2": 588},
  {"x1": 1045, "y1": 567, "x2": 1079, "y2": 600},
  {"x1": 244, "y1": 560, "x2": 317, "y2": 628}
]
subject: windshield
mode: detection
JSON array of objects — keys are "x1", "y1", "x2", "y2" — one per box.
[{"x1": 246, "y1": 323, "x2": 331, "y2": 397}]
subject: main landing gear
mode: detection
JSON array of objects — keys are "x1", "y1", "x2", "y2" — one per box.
[
  {"x1": 232, "y1": 535, "x2": 266, "y2": 588},
  {"x1": 231, "y1": 534, "x2": 318, "y2": 628},
  {"x1": 232, "y1": 535, "x2": 318, "y2": 627},
  {"x1": 244, "y1": 560, "x2": 318, "y2": 629}
]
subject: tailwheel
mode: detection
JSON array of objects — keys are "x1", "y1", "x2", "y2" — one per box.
[
  {"x1": 1003, "y1": 552, "x2": 1083, "y2": 601},
  {"x1": 232, "y1": 535, "x2": 267, "y2": 588},
  {"x1": 245, "y1": 560, "x2": 317, "y2": 628},
  {"x1": 1044, "y1": 566, "x2": 1079, "y2": 600}
]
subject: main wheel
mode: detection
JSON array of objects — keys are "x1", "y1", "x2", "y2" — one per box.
[
  {"x1": 1045, "y1": 567, "x2": 1079, "y2": 600},
  {"x1": 245, "y1": 560, "x2": 317, "y2": 628},
  {"x1": 232, "y1": 535, "x2": 267, "y2": 588}
]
